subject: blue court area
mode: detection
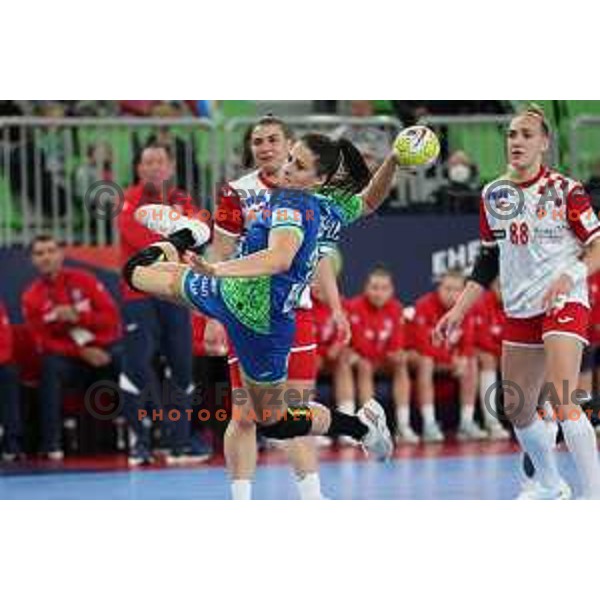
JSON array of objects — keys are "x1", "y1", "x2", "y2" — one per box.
[{"x1": 0, "y1": 450, "x2": 585, "y2": 500}]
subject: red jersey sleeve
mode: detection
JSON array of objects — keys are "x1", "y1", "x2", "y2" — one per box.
[
  {"x1": 347, "y1": 298, "x2": 376, "y2": 359},
  {"x1": 21, "y1": 288, "x2": 79, "y2": 357},
  {"x1": 566, "y1": 185, "x2": 600, "y2": 245},
  {"x1": 213, "y1": 185, "x2": 243, "y2": 237},
  {"x1": 0, "y1": 303, "x2": 13, "y2": 364},
  {"x1": 71, "y1": 272, "x2": 121, "y2": 335},
  {"x1": 117, "y1": 188, "x2": 163, "y2": 251}
]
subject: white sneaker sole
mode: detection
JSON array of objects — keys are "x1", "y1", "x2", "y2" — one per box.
[{"x1": 135, "y1": 204, "x2": 210, "y2": 247}]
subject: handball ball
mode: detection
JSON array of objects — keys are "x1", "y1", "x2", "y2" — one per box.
[{"x1": 393, "y1": 126, "x2": 440, "y2": 167}]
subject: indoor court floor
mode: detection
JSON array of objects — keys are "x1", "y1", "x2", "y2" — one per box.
[{"x1": 0, "y1": 441, "x2": 586, "y2": 500}]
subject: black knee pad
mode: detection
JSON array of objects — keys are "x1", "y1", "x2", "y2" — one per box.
[
  {"x1": 123, "y1": 246, "x2": 166, "y2": 291},
  {"x1": 258, "y1": 407, "x2": 312, "y2": 439}
]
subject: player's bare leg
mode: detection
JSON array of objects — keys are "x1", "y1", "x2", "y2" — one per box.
[
  {"x1": 243, "y1": 379, "x2": 392, "y2": 460},
  {"x1": 388, "y1": 353, "x2": 418, "y2": 444},
  {"x1": 355, "y1": 357, "x2": 374, "y2": 410},
  {"x1": 416, "y1": 355, "x2": 444, "y2": 442},
  {"x1": 283, "y1": 380, "x2": 324, "y2": 500},
  {"x1": 224, "y1": 400, "x2": 258, "y2": 501},
  {"x1": 456, "y1": 357, "x2": 488, "y2": 440},
  {"x1": 503, "y1": 344, "x2": 569, "y2": 499},
  {"x1": 478, "y1": 352, "x2": 510, "y2": 440},
  {"x1": 333, "y1": 349, "x2": 356, "y2": 418},
  {"x1": 545, "y1": 335, "x2": 600, "y2": 498}
]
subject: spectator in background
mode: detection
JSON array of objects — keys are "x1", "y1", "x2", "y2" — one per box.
[
  {"x1": 0, "y1": 301, "x2": 21, "y2": 461},
  {"x1": 118, "y1": 143, "x2": 211, "y2": 466},
  {"x1": 75, "y1": 142, "x2": 116, "y2": 243},
  {"x1": 585, "y1": 158, "x2": 600, "y2": 211},
  {"x1": 332, "y1": 100, "x2": 393, "y2": 171},
  {"x1": 471, "y1": 279, "x2": 510, "y2": 440},
  {"x1": 75, "y1": 142, "x2": 114, "y2": 196},
  {"x1": 132, "y1": 104, "x2": 201, "y2": 198},
  {"x1": 390, "y1": 101, "x2": 430, "y2": 126},
  {"x1": 391, "y1": 100, "x2": 509, "y2": 126},
  {"x1": 347, "y1": 267, "x2": 419, "y2": 444},
  {"x1": 65, "y1": 101, "x2": 118, "y2": 117},
  {"x1": 21, "y1": 234, "x2": 122, "y2": 459},
  {"x1": 413, "y1": 269, "x2": 486, "y2": 443},
  {"x1": 118, "y1": 101, "x2": 198, "y2": 117},
  {"x1": 431, "y1": 150, "x2": 480, "y2": 213},
  {"x1": 311, "y1": 278, "x2": 356, "y2": 445}
]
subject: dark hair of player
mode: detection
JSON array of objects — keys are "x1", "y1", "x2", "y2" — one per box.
[
  {"x1": 254, "y1": 114, "x2": 294, "y2": 141},
  {"x1": 300, "y1": 133, "x2": 372, "y2": 199},
  {"x1": 367, "y1": 264, "x2": 394, "y2": 282},
  {"x1": 134, "y1": 141, "x2": 174, "y2": 167},
  {"x1": 28, "y1": 233, "x2": 62, "y2": 254},
  {"x1": 241, "y1": 115, "x2": 295, "y2": 169}
]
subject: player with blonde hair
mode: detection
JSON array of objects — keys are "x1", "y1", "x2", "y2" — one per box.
[{"x1": 436, "y1": 104, "x2": 600, "y2": 499}]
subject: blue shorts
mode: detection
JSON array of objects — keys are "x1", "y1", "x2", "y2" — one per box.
[{"x1": 181, "y1": 269, "x2": 294, "y2": 385}]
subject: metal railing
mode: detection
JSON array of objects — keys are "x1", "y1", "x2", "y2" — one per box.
[
  {"x1": 0, "y1": 113, "x2": 589, "y2": 248},
  {"x1": 0, "y1": 117, "x2": 217, "y2": 247},
  {"x1": 569, "y1": 115, "x2": 600, "y2": 182}
]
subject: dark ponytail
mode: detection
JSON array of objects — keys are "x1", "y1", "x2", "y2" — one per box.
[{"x1": 300, "y1": 133, "x2": 371, "y2": 198}]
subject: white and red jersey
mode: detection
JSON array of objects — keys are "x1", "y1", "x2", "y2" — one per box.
[
  {"x1": 480, "y1": 166, "x2": 600, "y2": 318},
  {"x1": 214, "y1": 169, "x2": 314, "y2": 310},
  {"x1": 214, "y1": 169, "x2": 275, "y2": 240}
]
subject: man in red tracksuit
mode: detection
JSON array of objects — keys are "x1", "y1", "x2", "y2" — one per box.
[
  {"x1": 347, "y1": 266, "x2": 418, "y2": 444},
  {"x1": 118, "y1": 142, "x2": 211, "y2": 465},
  {"x1": 21, "y1": 234, "x2": 122, "y2": 459},
  {"x1": 0, "y1": 300, "x2": 21, "y2": 460},
  {"x1": 413, "y1": 269, "x2": 485, "y2": 443}
]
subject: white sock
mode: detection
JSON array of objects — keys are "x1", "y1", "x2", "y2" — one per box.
[
  {"x1": 338, "y1": 400, "x2": 355, "y2": 415},
  {"x1": 231, "y1": 480, "x2": 252, "y2": 500},
  {"x1": 296, "y1": 472, "x2": 323, "y2": 500},
  {"x1": 561, "y1": 415, "x2": 600, "y2": 497},
  {"x1": 396, "y1": 406, "x2": 410, "y2": 429},
  {"x1": 460, "y1": 405, "x2": 475, "y2": 427},
  {"x1": 514, "y1": 419, "x2": 562, "y2": 489},
  {"x1": 480, "y1": 370, "x2": 500, "y2": 426},
  {"x1": 421, "y1": 404, "x2": 436, "y2": 427}
]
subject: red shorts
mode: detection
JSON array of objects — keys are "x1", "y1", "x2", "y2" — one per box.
[
  {"x1": 228, "y1": 308, "x2": 317, "y2": 388},
  {"x1": 504, "y1": 302, "x2": 589, "y2": 347}
]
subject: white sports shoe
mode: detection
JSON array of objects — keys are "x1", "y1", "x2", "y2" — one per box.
[
  {"x1": 516, "y1": 479, "x2": 572, "y2": 500},
  {"x1": 313, "y1": 436, "x2": 333, "y2": 448},
  {"x1": 487, "y1": 423, "x2": 511, "y2": 441},
  {"x1": 357, "y1": 399, "x2": 393, "y2": 460},
  {"x1": 422, "y1": 422, "x2": 445, "y2": 443},
  {"x1": 395, "y1": 426, "x2": 420, "y2": 445},
  {"x1": 338, "y1": 435, "x2": 360, "y2": 447},
  {"x1": 457, "y1": 421, "x2": 489, "y2": 441},
  {"x1": 135, "y1": 204, "x2": 210, "y2": 248}
]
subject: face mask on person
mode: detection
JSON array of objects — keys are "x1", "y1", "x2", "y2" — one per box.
[{"x1": 448, "y1": 163, "x2": 471, "y2": 184}]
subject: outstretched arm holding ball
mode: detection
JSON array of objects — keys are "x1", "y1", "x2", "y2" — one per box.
[{"x1": 360, "y1": 126, "x2": 441, "y2": 214}]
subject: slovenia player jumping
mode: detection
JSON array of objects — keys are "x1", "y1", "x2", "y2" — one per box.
[{"x1": 123, "y1": 133, "x2": 405, "y2": 496}]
